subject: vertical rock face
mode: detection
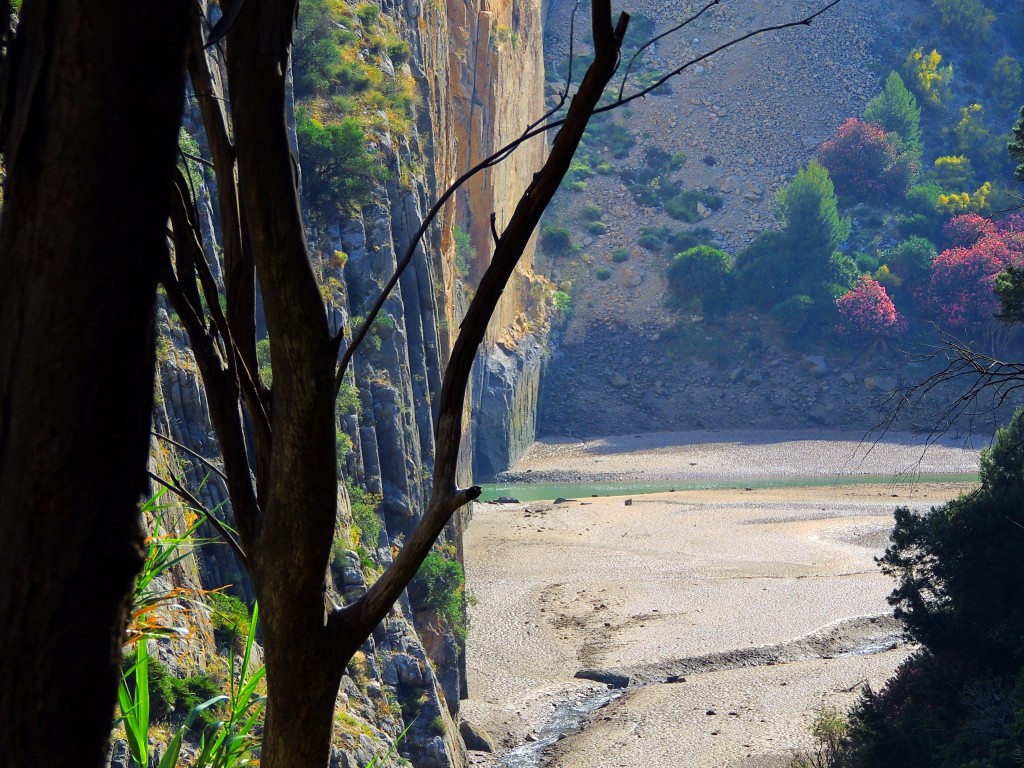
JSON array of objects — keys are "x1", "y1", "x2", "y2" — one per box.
[
  {"x1": 145, "y1": 0, "x2": 549, "y2": 765},
  {"x1": 447, "y1": 0, "x2": 555, "y2": 477}
]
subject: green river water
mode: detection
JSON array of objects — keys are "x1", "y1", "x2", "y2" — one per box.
[{"x1": 478, "y1": 472, "x2": 979, "y2": 503}]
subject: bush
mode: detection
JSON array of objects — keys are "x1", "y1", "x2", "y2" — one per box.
[
  {"x1": 664, "y1": 189, "x2": 723, "y2": 222},
  {"x1": 553, "y1": 290, "x2": 572, "y2": 314},
  {"x1": 835, "y1": 276, "x2": 905, "y2": 337},
  {"x1": 934, "y1": 0, "x2": 996, "y2": 44},
  {"x1": 347, "y1": 478, "x2": 383, "y2": 548},
  {"x1": 540, "y1": 224, "x2": 575, "y2": 255},
  {"x1": 206, "y1": 591, "x2": 253, "y2": 648},
  {"x1": 412, "y1": 551, "x2": 469, "y2": 643},
  {"x1": 884, "y1": 235, "x2": 937, "y2": 284},
  {"x1": 121, "y1": 650, "x2": 222, "y2": 730},
  {"x1": 586, "y1": 221, "x2": 608, "y2": 236},
  {"x1": 611, "y1": 248, "x2": 630, "y2": 263},
  {"x1": 903, "y1": 48, "x2": 953, "y2": 110},
  {"x1": 296, "y1": 109, "x2": 386, "y2": 212},
  {"x1": 667, "y1": 246, "x2": 733, "y2": 316},
  {"x1": 453, "y1": 223, "x2": 476, "y2": 276},
  {"x1": 770, "y1": 294, "x2": 815, "y2": 335},
  {"x1": 990, "y1": 56, "x2": 1023, "y2": 113},
  {"x1": 579, "y1": 204, "x2": 603, "y2": 222},
  {"x1": 666, "y1": 227, "x2": 716, "y2": 254},
  {"x1": 637, "y1": 233, "x2": 663, "y2": 251},
  {"x1": 595, "y1": 267, "x2": 612, "y2": 281},
  {"x1": 817, "y1": 118, "x2": 917, "y2": 203}
]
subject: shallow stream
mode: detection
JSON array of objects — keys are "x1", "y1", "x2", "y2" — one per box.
[{"x1": 479, "y1": 471, "x2": 978, "y2": 502}]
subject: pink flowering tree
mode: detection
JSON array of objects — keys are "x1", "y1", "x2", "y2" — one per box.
[
  {"x1": 943, "y1": 212, "x2": 997, "y2": 249},
  {"x1": 926, "y1": 237, "x2": 1014, "y2": 331},
  {"x1": 818, "y1": 118, "x2": 918, "y2": 203},
  {"x1": 836, "y1": 276, "x2": 906, "y2": 336}
]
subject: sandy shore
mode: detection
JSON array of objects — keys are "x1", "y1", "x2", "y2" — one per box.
[
  {"x1": 462, "y1": 433, "x2": 980, "y2": 767},
  {"x1": 498, "y1": 430, "x2": 983, "y2": 483}
]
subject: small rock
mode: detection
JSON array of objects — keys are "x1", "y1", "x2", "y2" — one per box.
[{"x1": 624, "y1": 498, "x2": 633, "y2": 506}]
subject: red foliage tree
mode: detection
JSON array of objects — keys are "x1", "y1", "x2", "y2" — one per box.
[
  {"x1": 836, "y1": 276, "x2": 906, "y2": 336},
  {"x1": 926, "y1": 238, "x2": 1015, "y2": 330},
  {"x1": 818, "y1": 118, "x2": 918, "y2": 203},
  {"x1": 943, "y1": 212, "x2": 997, "y2": 248}
]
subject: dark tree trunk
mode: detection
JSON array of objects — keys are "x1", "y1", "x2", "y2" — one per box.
[{"x1": 0, "y1": 3, "x2": 190, "y2": 766}]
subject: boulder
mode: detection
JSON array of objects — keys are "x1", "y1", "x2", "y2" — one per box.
[
  {"x1": 574, "y1": 669, "x2": 630, "y2": 688},
  {"x1": 459, "y1": 720, "x2": 497, "y2": 753}
]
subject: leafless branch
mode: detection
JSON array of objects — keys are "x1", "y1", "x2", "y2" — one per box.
[
  {"x1": 617, "y1": 0, "x2": 721, "y2": 101},
  {"x1": 147, "y1": 470, "x2": 249, "y2": 568},
  {"x1": 152, "y1": 430, "x2": 229, "y2": 482}
]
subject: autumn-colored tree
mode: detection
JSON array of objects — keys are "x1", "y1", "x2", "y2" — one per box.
[
  {"x1": 926, "y1": 237, "x2": 1014, "y2": 330},
  {"x1": 818, "y1": 118, "x2": 917, "y2": 202}
]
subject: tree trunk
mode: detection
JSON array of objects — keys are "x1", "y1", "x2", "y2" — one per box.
[{"x1": 0, "y1": 3, "x2": 189, "y2": 766}]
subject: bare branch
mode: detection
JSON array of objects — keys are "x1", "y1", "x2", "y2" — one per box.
[
  {"x1": 152, "y1": 430, "x2": 229, "y2": 482},
  {"x1": 617, "y1": 0, "x2": 721, "y2": 101},
  {"x1": 147, "y1": 470, "x2": 248, "y2": 568}
]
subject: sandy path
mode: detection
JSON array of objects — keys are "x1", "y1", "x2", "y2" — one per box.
[{"x1": 462, "y1": 435, "x2": 979, "y2": 767}]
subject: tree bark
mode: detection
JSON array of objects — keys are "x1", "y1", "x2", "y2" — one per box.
[{"x1": 0, "y1": 3, "x2": 190, "y2": 766}]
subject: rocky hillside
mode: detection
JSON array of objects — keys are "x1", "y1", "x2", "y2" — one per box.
[{"x1": 534, "y1": 0, "x2": 1022, "y2": 440}]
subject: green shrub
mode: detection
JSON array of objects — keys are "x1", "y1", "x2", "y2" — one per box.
[
  {"x1": 412, "y1": 551, "x2": 469, "y2": 643},
  {"x1": 540, "y1": 224, "x2": 576, "y2": 255},
  {"x1": 355, "y1": 3, "x2": 380, "y2": 26},
  {"x1": 121, "y1": 650, "x2": 223, "y2": 731},
  {"x1": 579, "y1": 204, "x2": 603, "y2": 222},
  {"x1": 990, "y1": 56, "x2": 1023, "y2": 113},
  {"x1": 637, "y1": 234, "x2": 661, "y2": 251},
  {"x1": 667, "y1": 246, "x2": 733, "y2": 316},
  {"x1": 453, "y1": 224, "x2": 475, "y2": 276},
  {"x1": 386, "y1": 37, "x2": 411, "y2": 64},
  {"x1": 664, "y1": 189, "x2": 724, "y2": 223},
  {"x1": 206, "y1": 591, "x2": 253, "y2": 648},
  {"x1": 771, "y1": 295, "x2": 815, "y2": 335},
  {"x1": 934, "y1": 0, "x2": 995, "y2": 43},
  {"x1": 553, "y1": 290, "x2": 572, "y2": 314},
  {"x1": 611, "y1": 248, "x2": 630, "y2": 263},
  {"x1": 586, "y1": 221, "x2": 608, "y2": 235},
  {"x1": 885, "y1": 235, "x2": 936, "y2": 284},
  {"x1": 595, "y1": 267, "x2": 612, "y2": 281},
  {"x1": 347, "y1": 478, "x2": 383, "y2": 548},
  {"x1": 296, "y1": 108, "x2": 387, "y2": 212}
]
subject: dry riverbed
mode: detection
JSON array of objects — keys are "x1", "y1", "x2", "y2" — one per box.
[{"x1": 461, "y1": 434, "x2": 980, "y2": 768}]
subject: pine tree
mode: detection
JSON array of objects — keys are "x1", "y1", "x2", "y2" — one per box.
[{"x1": 864, "y1": 72, "x2": 922, "y2": 154}]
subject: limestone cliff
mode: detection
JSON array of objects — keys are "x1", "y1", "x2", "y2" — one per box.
[{"x1": 447, "y1": 0, "x2": 556, "y2": 479}]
